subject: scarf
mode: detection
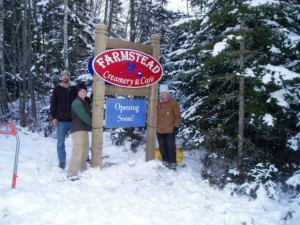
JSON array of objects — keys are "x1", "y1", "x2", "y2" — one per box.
[{"x1": 159, "y1": 96, "x2": 170, "y2": 103}]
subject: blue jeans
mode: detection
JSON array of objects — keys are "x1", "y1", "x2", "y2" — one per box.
[{"x1": 56, "y1": 121, "x2": 72, "y2": 164}]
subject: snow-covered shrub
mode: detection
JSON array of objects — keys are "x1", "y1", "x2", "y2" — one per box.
[
  {"x1": 201, "y1": 147, "x2": 236, "y2": 188},
  {"x1": 286, "y1": 169, "x2": 300, "y2": 191},
  {"x1": 234, "y1": 163, "x2": 280, "y2": 199},
  {"x1": 110, "y1": 128, "x2": 127, "y2": 146},
  {"x1": 110, "y1": 127, "x2": 146, "y2": 151}
]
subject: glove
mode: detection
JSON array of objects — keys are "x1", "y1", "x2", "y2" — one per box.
[{"x1": 173, "y1": 127, "x2": 179, "y2": 135}]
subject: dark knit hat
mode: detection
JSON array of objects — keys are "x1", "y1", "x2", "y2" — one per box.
[{"x1": 77, "y1": 83, "x2": 87, "y2": 92}]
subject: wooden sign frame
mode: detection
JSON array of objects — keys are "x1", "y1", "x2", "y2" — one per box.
[{"x1": 91, "y1": 24, "x2": 161, "y2": 168}]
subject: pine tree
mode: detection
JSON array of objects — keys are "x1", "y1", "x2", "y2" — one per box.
[
  {"x1": 163, "y1": 0, "x2": 300, "y2": 186},
  {"x1": 3, "y1": 0, "x2": 99, "y2": 127},
  {"x1": 34, "y1": 0, "x2": 98, "y2": 81},
  {"x1": 128, "y1": 0, "x2": 179, "y2": 44}
]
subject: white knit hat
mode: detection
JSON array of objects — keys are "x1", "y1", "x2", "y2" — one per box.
[
  {"x1": 159, "y1": 84, "x2": 169, "y2": 93},
  {"x1": 60, "y1": 70, "x2": 70, "y2": 77}
]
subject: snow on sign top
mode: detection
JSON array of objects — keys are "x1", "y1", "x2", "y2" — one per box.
[{"x1": 92, "y1": 49, "x2": 163, "y2": 88}]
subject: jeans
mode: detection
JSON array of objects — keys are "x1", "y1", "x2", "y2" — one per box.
[
  {"x1": 157, "y1": 132, "x2": 177, "y2": 165},
  {"x1": 56, "y1": 121, "x2": 72, "y2": 164}
]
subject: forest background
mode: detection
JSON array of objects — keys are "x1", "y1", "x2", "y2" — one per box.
[{"x1": 0, "y1": 0, "x2": 299, "y2": 198}]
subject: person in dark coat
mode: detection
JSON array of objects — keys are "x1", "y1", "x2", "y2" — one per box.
[
  {"x1": 67, "y1": 83, "x2": 92, "y2": 180},
  {"x1": 157, "y1": 84, "x2": 181, "y2": 170},
  {"x1": 50, "y1": 70, "x2": 78, "y2": 169}
]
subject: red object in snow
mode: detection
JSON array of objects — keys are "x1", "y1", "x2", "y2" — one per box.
[{"x1": 0, "y1": 120, "x2": 20, "y2": 189}]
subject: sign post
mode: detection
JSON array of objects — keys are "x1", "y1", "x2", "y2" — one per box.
[
  {"x1": 91, "y1": 24, "x2": 161, "y2": 168},
  {"x1": 91, "y1": 24, "x2": 106, "y2": 168}
]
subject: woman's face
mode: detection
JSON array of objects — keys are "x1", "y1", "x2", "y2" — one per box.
[
  {"x1": 78, "y1": 89, "x2": 87, "y2": 99},
  {"x1": 160, "y1": 92, "x2": 169, "y2": 98}
]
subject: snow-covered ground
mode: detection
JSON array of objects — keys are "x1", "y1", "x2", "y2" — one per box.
[{"x1": 0, "y1": 125, "x2": 299, "y2": 225}]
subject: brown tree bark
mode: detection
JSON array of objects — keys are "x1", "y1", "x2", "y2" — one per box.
[
  {"x1": 0, "y1": 0, "x2": 9, "y2": 119},
  {"x1": 238, "y1": 18, "x2": 245, "y2": 175}
]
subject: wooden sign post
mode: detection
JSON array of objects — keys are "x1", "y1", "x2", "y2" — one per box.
[{"x1": 91, "y1": 24, "x2": 161, "y2": 168}]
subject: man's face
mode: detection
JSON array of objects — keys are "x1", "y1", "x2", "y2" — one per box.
[{"x1": 61, "y1": 74, "x2": 70, "y2": 83}]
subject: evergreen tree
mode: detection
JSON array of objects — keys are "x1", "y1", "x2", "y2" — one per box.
[
  {"x1": 163, "y1": 0, "x2": 300, "y2": 187},
  {"x1": 107, "y1": 0, "x2": 126, "y2": 39},
  {"x1": 3, "y1": 0, "x2": 99, "y2": 127},
  {"x1": 35, "y1": 0, "x2": 98, "y2": 82},
  {"x1": 128, "y1": 0, "x2": 179, "y2": 44}
]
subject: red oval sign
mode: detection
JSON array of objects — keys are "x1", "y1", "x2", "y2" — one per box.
[{"x1": 92, "y1": 49, "x2": 163, "y2": 88}]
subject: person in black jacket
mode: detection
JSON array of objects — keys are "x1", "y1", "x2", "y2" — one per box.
[
  {"x1": 50, "y1": 70, "x2": 78, "y2": 169},
  {"x1": 67, "y1": 83, "x2": 92, "y2": 180}
]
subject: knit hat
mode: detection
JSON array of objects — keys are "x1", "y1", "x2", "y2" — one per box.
[
  {"x1": 159, "y1": 84, "x2": 169, "y2": 93},
  {"x1": 60, "y1": 70, "x2": 70, "y2": 77},
  {"x1": 77, "y1": 83, "x2": 87, "y2": 92}
]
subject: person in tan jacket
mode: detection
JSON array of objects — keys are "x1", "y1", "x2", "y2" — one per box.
[{"x1": 157, "y1": 84, "x2": 181, "y2": 170}]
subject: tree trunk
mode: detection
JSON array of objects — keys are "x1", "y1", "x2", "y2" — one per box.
[
  {"x1": 129, "y1": 0, "x2": 135, "y2": 42},
  {"x1": 27, "y1": 0, "x2": 36, "y2": 120},
  {"x1": 104, "y1": 0, "x2": 109, "y2": 24},
  {"x1": 238, "y1": 18, "x2": 245, "y2": 174},
  {"x1": 107, "y1": 0, "x2": 114, "y2": 36},
  {"x1": 19, "y1": 0, "x2": 29, "y2": 127},
  {"x1": 10, "y1": 0, "x2": 18, "y2": 102},
  {"x1": 64, "y1": 0, "x2": 69, "y2": 70},
  {"x1": 0, "y1": 0, "x2": 9, "y2": 119}
]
